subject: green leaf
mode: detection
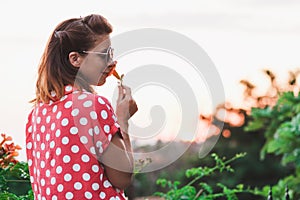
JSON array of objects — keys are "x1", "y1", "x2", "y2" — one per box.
[
  {"x1": 199, "y1": 182, "x2": 213, "y2": 194},
  {"x1": 236, "y1": 184, "x2": 244, "y2": 190},
  {"x1": 244, "y1": 119, "x2": 265, "y2": 132},
  {"x1": 251, "y1": 107, "x2": 272, "y2": 118},
  {"x1": 0, "y1": 192, "x2": 19, "y2": 200},
  {"x1": 282, "y1": 152, "x2": 296, "y2": 166},
  {"x1": 156, "y1": 178, "x2": 167, "y2": 188},
  {"x1": 185, "y1": 167, "x2": 204, "y2": 178},
  {"x1": 267, "y1": 139, "x2": 283, "y2": 153}
]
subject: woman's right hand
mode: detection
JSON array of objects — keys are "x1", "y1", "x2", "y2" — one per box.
[
  {"x1": 102, "y1": 85, "x2": 136, "y2": 189},
  {"x1": 116, "y1": 85, "x2": 138, "y2": 133}
]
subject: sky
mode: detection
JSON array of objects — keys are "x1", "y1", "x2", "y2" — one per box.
[{"x1": 1, "y1": 0, "x2": 300, "y2": 161}]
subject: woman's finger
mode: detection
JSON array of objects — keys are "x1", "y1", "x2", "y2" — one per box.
[
  {"x1": 122, "y1": 86, "x2": 132, "y2": 99},
  {"x1": 129, "y1": 101, "x2": 138, "y2": 117},
  {"x1": 117, "y1": 85, "x2": 124, "y2": 102}
]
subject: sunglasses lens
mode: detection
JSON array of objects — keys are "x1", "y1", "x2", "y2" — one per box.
[{"x1": 107, "y1": 48, "x2": 114, "y2": 63}]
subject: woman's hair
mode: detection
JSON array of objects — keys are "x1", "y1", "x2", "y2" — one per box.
[{"x1": 31, "y1": 14, "x2": 113, "y2": 104}]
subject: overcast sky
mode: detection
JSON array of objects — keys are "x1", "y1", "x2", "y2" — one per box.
[{"x1": 1, "y1": 0, "x2": 300, "y2": 161}]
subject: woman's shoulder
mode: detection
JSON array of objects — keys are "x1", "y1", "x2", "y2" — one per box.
[{"x1": 72, "y1": 90, "x2": 113, "y2": 109}]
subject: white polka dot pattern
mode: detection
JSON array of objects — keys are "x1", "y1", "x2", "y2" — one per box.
[
  {"x1": 25, "y1": 85, "x2": 124, "y2": 199},
  {"x1": 85, "y1": 191, "x2": 93, "y2": 199},
  {"x1": 83, "y1": 100, "x2": 93, "y2": 108},
  {"x1": 71, "y1": 108, "x2": 79, "y2": 116},
  {"x1": 65, "y1": 192, "x2": 73, "y2": 199},
  {"x1": 70, "y1": 127, "x2": 78, "y2": 135},
  {"x1": 72, "y1": 164, "x2": 81, "y2": 172},
  {"x1": 80, "y1": 117, "x2": 88, "y2": 125},
  {"x1": 71, "y1": 145, "x2": 79, "y2": 153},
  {"x1": 64, "y1": 101, "x2": 72, "y2": 108},
  {"x1": 74, "y1": 182, "x2": 82, "y2": 190}
]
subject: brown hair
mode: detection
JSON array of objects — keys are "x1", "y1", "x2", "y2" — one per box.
[{"x1": 31, "y1": 14, "x2": 113, "y2": 104}]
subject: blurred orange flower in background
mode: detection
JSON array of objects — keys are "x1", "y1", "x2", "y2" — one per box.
[{"x1": 0, "y1": 133, "x2": 22, "y2": 168}]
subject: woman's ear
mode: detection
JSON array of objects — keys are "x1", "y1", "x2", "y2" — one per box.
[{"x1": 69, "y1": 52, "x2": 83, "y2": 68}]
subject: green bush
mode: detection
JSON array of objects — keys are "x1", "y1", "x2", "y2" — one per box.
[
  {"x1": 245, "y1": 91, "x2": 300, "y2": 199},
  {"x1": 0, "y1": 133, "x2": 33, "y2": 200},
  {"x1": 154, "y1": 153, "x2": 266, "y2": 200}
]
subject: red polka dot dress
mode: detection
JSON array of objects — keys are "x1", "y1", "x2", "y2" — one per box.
[{"x1": 26, "y1": 85, "x2": 127, "y2": 200}]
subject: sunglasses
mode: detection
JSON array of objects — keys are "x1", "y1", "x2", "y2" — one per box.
[{"x1": 81, "y1": 46, "x2": 114, "y2": 64}]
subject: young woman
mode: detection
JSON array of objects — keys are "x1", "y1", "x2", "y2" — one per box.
[{"x1": 25, "y1": 14, "x2": 138, "y2": 199}]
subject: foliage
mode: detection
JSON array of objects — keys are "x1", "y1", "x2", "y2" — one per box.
[
  {"x1": 134, "y1": 157, "x2": 153, "y2": 174},
  {"x1": 131, "y1": 132, "x2": 289, "y2": 199},
  {"x1": 154, "y1": 153, "x2": 266, "y2": 200},
  {"x1": 245, "y1": 91, "x2": 300, "y2": 199},
  {"x1": 1, "y1": 69, "x2": 298, "y2": 199},
  {"x1": 131, "y1": 69, "x2": 298, "y2": 199},
  {"x1": 0, "y1": 133, "x2": 33, "y2": 199},
  {"x1": 0, "y1": 133, "x2": 22, "y2": 168}
]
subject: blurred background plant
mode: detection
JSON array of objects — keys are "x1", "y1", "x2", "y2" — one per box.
[
  {"x1": 0, "y1": 133, "x2": 33, "y2": 200},
  {"x1": 0, "y1": 68, "x2": 299, "y2": 200},
  {"x1": 154, "y1": 152, "x2": 267, "y2": 200},
  {"x1": 244, "y1": 91, "x2": 300, "y2": 199},
  {"x1": 129, "y1": 68, "x2": 300, "y2": 200},
  {"x1": 0, "y1": 134, "x2": 21, "y2": 168}
]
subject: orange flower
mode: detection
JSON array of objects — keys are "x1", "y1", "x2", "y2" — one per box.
[
  {"x1": 112, "y1": 69, "x2": 121, "y2": 80},
  {"x1": 0, "y1": 133, "x2": 13, "y2": 146},
  {"x1": 6, "y1": 136, "x2": 12, "y2": 141},
  {"x1": 109, "y1": 61, "x2": 124, "y2": 85},
  {"x1": 11, "y1": 151, "x2": 19, "y2": 157},
  {"x1": 0, "y1": 133, "x2": 21, "y2": 168}
]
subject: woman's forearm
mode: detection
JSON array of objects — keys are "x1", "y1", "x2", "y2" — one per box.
[{"x1": 119, "y1": 122, "x2": 134, "y2": 171}]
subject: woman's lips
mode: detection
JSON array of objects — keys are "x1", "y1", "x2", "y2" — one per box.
[
  {"x1": 107, "y1": 61, "x2": 121, "y2": 80},
  {"x1": 100, "y1": 61, "x2": 116, "y2": 77},
  {"x1": 100, "y1": 61, "x2": 123, "y2": 83}
]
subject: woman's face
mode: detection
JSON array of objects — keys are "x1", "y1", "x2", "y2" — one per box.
[{"x1": 79, "y1": 35, "x2": 114, "y2": 86}]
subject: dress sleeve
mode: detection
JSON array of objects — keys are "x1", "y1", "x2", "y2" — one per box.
[
  {"x1": 25, "y1": 108, "x2": 35, "y2": 143},
  {"x1": 92, "y1": 95, "x2": 120, "y2": 155},
  {"x1": 72, "y1": 92, "x2": 120, "y2": 159}
]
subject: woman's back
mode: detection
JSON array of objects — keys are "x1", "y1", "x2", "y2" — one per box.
[{"x1": 26, "y1": 85, "x2": 126, "y2": 200}]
